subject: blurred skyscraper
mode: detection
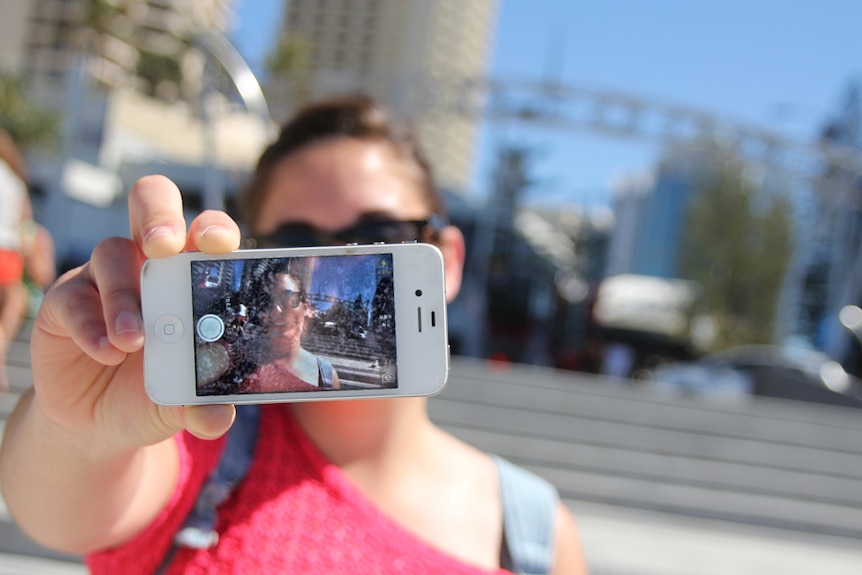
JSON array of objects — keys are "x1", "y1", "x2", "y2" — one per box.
[
  {"x1": 0, "y1": 0, "x2": 233, "y2": 104},
  {"x1": 265, "y1": 0, "x2": 499, "y2": 193},
  {"x1": 607, "y1": 158, "x2": 697, "y2": 280}
]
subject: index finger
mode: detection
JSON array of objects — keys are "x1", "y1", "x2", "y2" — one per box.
[{"x1": 128, "y1": 175, "x2": 187, "y2": 259}]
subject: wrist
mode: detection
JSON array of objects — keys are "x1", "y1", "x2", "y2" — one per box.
[{"x1": 24, "y1": 389, "x2": 141, "y2": 463}]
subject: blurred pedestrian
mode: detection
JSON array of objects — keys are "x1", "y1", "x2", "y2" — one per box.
[{"x1": 0, "y1": 130, "x2": 54, "y2": 391}]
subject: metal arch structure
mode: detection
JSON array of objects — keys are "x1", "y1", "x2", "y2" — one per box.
[
  {"x1": 396, "y1": 75, "x2": 862, "y2": 180},
  {"x1": 194, "y1": 30, "x2": 274, "y2": 127},
  {"x1": 193, "y1": 31, "x2": 277, "y2": 212}
]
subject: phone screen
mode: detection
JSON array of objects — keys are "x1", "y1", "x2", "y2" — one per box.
[{"x1": 190, "y1": 254, "x2": 397, "y2": 396}]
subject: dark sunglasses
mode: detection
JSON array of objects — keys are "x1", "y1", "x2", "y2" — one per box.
[
  {"x1": 244, "y1": 215, "x2": 447, "y2": 249},
  {"x1": 272, "y1": 289, "x2": 306, "y2": 310}
]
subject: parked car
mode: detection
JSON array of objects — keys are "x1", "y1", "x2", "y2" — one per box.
[
  {"x1": 644, "y1": 344, "x2": 862, "y2": 407},
  {"x1": 647, "y1": 358, "x2": 753, "y2": 400}
]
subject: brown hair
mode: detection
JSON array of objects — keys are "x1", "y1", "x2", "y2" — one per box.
[{"x1": 240, "y1": 95, "x2": 444, "y2": 231}]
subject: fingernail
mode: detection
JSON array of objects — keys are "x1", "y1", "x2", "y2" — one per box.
[
  {"x1": 115, "y1": 311, "x2": 142, "y2": 336},
  {"x1": 201, "y1": 225, "x2": 229, "y2": 239},
  {"x1": 145, "y1": 225, "x2": 174, "y2": 243}
]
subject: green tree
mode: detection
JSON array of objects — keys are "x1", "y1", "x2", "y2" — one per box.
[
  {"x1": 78, "y1": 0, "x2": 123, "y2": 65},
  {"x1": 0, "y1": 72, "x2": 59, "y2": 150},
  {"x1": 677, "y1": 147, "x2": 794, "y2": 350},
  {"x1": 266, "y1": 36, "x2": 313, "y2": 109},
  {"x1": 136, "y1": 48, "x2": 184, "y2": 98},
  {"x1": 83, "y1": 0, "x2": 117, "y2": 34}
]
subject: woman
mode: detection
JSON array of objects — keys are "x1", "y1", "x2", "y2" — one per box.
[
  {"x1": 0, "y1": 96, "x2": 588, "y2": 574},
  {"x1": 241, "y1": 262, "x2": 341, "y2": 392}
]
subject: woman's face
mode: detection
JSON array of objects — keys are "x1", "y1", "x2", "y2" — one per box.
[
  {"x1": 254, "y1": 139, "x2": 431, "y2": 235},
  {"x1": 253, "y1": 136, "x2": 465, "y2": 303},
  {"x1": 264, "y1": 273, "x2": 306, "y2": 355}
]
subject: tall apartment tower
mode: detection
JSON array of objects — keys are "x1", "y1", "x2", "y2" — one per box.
[
  {"x1": 268, "y1": 0, "x2": 499, "y2": 193},
  {"x1": 1, "y1": 0, "x2": 233, "y2": 104}
]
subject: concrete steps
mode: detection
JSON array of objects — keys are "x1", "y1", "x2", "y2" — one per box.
[{"x1": 429, "y1": 359, "x2": 862, "y2": 541}]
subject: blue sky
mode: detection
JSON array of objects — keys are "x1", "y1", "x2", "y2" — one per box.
[
  {"x1": 229, "y1": 1, "x2": 862, "y2": 206},
  {"x1": 309, "y1": 254, "x2": 382, "y2": 310}
]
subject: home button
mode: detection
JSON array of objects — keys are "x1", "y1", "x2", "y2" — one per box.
[{"x1": 154, "y1": 315, "x2": 184, "y2": 344}]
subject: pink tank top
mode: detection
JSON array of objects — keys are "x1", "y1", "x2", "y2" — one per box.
[{"x1": 86, "y1": 404, "x2": 512, "y2": 575}]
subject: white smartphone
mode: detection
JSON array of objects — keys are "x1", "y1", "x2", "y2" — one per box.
[{"x1": 141, "y1": 243, "x2": 449, "y2": 405}]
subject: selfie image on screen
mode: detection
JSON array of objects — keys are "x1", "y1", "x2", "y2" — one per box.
[{"x1": 190, "y1": 254, "x2": 397, "y2": 396}]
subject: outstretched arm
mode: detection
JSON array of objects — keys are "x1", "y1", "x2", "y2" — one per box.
[{"x1": 0, "y1": 176, "x2": 241, "y2": 554}]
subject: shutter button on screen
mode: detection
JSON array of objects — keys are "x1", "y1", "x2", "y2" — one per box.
[
  {"x1": 154, "y1": 315, "x2": 184, "y2": 344},
  {"x1": 196, "y1": 314, "x2": 225, "y2": 342}
]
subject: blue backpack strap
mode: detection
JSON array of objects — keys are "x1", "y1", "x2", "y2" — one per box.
[
  {"x1": 317, "y1": 356, "x2": 334, "y2": 389},
  {"x1": 155, "y1": 404, "x2": 261, "y2": 574},
  {"x1": 493, "y1": 455, "x2": 558, "y2": 575}
]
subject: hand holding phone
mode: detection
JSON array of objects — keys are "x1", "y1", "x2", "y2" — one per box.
[
  {"x1": 141, "y1": 244, "x2": 449, "y2": 405},
  {"x1": 21, "y1": 176, "x2": 241, "y2": 455}
]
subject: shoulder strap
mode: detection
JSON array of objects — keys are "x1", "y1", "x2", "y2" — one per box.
[
  {"x1": 155, "y1": 404, "x2": 261, "y2": 574},
  {"x1": 494, "y1": 456, "x2": 558, "y2": 575},
  {"x1": 317, "y1": 356, "x2": 334, "y2": 389}
]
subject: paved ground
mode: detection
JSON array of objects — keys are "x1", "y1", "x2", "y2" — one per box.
[
  {"x1": 0, "y1": 553, "x2": 85, "y2": 575},
  {"x1": 3, "y1": 321, "x2": 862, "y2": 574},
  {"x1": 3, "y1": 497, "x2": 861, "y2": 575},
  {"x1": 573, "y1": 501, "x2": 862, "y2": 575}
]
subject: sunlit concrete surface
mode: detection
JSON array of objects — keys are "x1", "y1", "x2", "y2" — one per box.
[
  {"x1": 0, "y1": 553, "x2": 86, "y2": 575},
  {"x1": 572, "y1": 501, "x2": 862, "y2": 575}
]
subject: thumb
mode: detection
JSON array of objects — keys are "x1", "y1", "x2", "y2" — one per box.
[{"x1": 180, "y1": 404, "x2": 236, "y2": 440}]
